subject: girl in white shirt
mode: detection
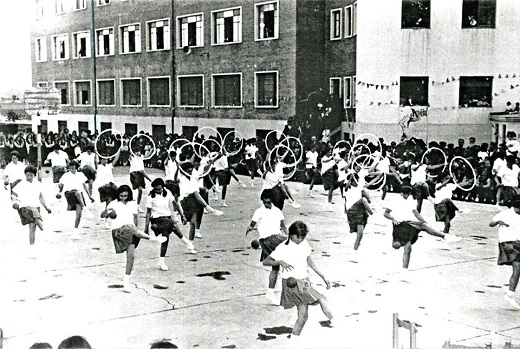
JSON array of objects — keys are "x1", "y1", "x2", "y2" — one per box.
[
  {"x1": 490, "y1": 195, "x2": 520, "y2": 309},
  {"x1": 344, "y1": 173, "x2": 373, "y2": 250},
  {"x1": 101, "y1": 185, "x2": 165, "y2": 293},
  {"x1": 263, "y1": 221, "x2": 335, "y2": 343},
  {"x1": 129, "y1": 149, "x2": 151, "y2": 211},
  {"x1": 96, "y1": 153, "x2": 119, "y2": 207}
]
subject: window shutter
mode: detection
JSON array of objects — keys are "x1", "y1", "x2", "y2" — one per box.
[
  {"x1": 233, "y1": 16, "x2": 240, "y2": 42},
  {"x1": 151, "y1": 27, "x2": 157, "y2": 50},
  {"x1": 135, "y1": 27, "x2": 141, "y2": 52},
  {"x1": 164, "y1": 22, "x2": 170, "y2": 49},
  {"x1": 109, "y1": 31, "x2": 114, "y2": 54}
]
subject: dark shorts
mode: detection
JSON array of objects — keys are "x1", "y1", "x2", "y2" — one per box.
[
  {"x1": 498, "y1": 241, "x2": 520, "y2": 266},
  {"x1": 64, "y1": 190, "x2": 85, "y2": 211},
  {"x1": 259, "y1": 234, "x2": 287, "y2": 262},
  {"x1": 412, "y1": 182, "x2": 430, "y2": 200},
  {"x1": 267, "y1": 184, "x2": 286, "y2": 211},
  {"x1": 112, "y1": 224, "x2": 138, "y2": 253},
  {"x1": 502, "y1": 186, "x2": 520, "y2": 206},
  {"x1": 434, "y1": 199, "x2": 457, "y2": 222},
  {"x1": 181, "y1": 192, "x2": 203, "y2": 222},
  {"x1": 216, "y1": 169, "x2": 232, "y2": 186},
  {"x1": 280, "y1": 277, "x2": 322, "y2": 309},
  {"x1": 165, "y1": 180, "x2": 180, "y2": 197},
  {"x1": 52, "y1": 166, "x2": 67, "y2": 183},
  {"x1": 150, "y1": 216, "x2": 180, "y2": 236},
  {"x1": 392, "y1": 221, "x2": 423, "y2": 248},
  {"x1": 322, "y1": 169, "x2": 338, "y2": 191},
  {"x1": 245, "y1": 158, "x2": 258, "y2": 173},
  {"x1": 130, "y1": 171, "x2": 146, "y2": 190},
  {"x1": 98, "y1": 182, "x2": 118, "y2": 203},
  {"x1": 80, "y1": 165, "x2": 97, "y2": 181},
  {"x1": 18, "y1": 207, "x2": 41, "y2": 225},
  {"x1": 347, "y1": 199, "x2": 369, "y2": 232}
]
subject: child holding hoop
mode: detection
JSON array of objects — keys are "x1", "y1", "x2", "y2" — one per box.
[
  {"x1": 344, "y1": 173, "x2": 374, "y2": 250},
  {"x1": 129, "y1": 148, "x2": 151, "y2": 212},
  {"x1": 101, "y1": 185, "x2": 166, "y2": 292},
  {"x1": 263, "y1": 220, "x2": 335, "y2": 344},
  {"x1": 96, "y1": 151, "x2": 120, "y2": 208}
]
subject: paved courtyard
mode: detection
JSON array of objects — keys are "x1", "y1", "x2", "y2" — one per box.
[{"x1": 0, "y1": 167, "x2": 518, "y2": 349}]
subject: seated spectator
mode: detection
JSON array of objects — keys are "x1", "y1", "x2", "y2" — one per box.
[
  {"x1": 514, "y1": 102, "x2": 520, "y2": 113},
  {"x1": 29, "y1": 343, "x2": 53, "y2": 349},
  {"x1": 150, "y1": 341, "x2": 179, "y2": 348},
  {"x1": 506, "y1": 101, "x2": 514, "y2": 113},
  {"x1": 57, "y1": 336, "x2": 91, "y2": 349},
  {"x1": 476, "y1": 96, "x2": 491, "y2": 107}
]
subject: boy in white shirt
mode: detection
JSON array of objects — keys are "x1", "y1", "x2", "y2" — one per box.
[
  {"x1": 490, "y1": 195, "x2": 520, "y2": 309},
  {"x1": 96, "y1": 153, "x2": 119, "y2": 207},
  {"x1": 57, "y1": 160, "x2": 94, "y2": 237},
  {"x1": 496, "y1": 155, "x2": 520, "y2": 206},
  {"x1": 305, "y1": 145, "x2": 319, "y2": 197},
  {"x1": 384, "y1": 186, "x2": 460, "y2": 269},
  {"x1": 76, "y1": 146, "x2": 97, "y2": 196},
  {"x1": 244, "y1": 138, "x2": 262, "y2": 187},
  {"x1": 3, "y1": 151, "x2": 25, "y2": 190},
  {"x1": 44, "y1": 145, "x2": 69, "y2": 184},
  {"x1": 11, "y1": 165, "x2": 52, "y2": 250},
  {"x1": 246, "y1": 188, "x2": 288, "y2": 305}
]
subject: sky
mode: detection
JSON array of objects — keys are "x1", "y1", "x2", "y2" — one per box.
[{"x1": 0, "y1": 0, "x2": 32, "y2": 98}]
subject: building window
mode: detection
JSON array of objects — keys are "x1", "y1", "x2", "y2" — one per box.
[
  {"x1": 212, "y1": 7, "x2": 242, "y2": 45},
  {"x1": 98, "y1": 80, "x2": 115, "y2": 106},
  {"x1": 148, "y1": 77, "x2": 170, "y2": 106},
  {"x1": 37, "y1": 82, "x2": 48, "y2": 88},
  {"x1": 58, "y1": 120, "x2": 67, "y2": 132},
  {"x1": 255, "y1": 71, "x2": 278, "y2": 108},
  {"x1": 97, "y1": 0, "x2": 110, "y2": 6},
  {"x1": 75, "y1": 81, "x2": 91, "y2": 105},
  {"x1": 256, "y1": 1, "x2": 278, "y2": 40},
  {"x1": 213, "y1": 74, "x2": 241, "y2": 107},
  {"x1": 345, "y1": 5, "x2": 353, "y2": 38},
  {"x1": 459, "y1": 76, "x2": 493, "y2": 107},
  {"x1": 178, "y1": 75, "x2": 204, "y2": 107},
  {"x1": 74, "y1": 0, "x2": 87, "y2": 11},
  {"x1": 147, "y1": 19, "x2": 170, "y2": 51},
  {"x1": 400, "y1": 77, "x2": 429, "y2": 106},
  {"x1": 125, "y1": 123, "x2": 137, "y2": 135},
  {"x1": 52, "y1": 34, "x2": 69, "y2": 60},
  {"x1": 36, "y1": 0, "x2": 45, "y2": 18},
  {"x1": 330, "y1": 9, "x2": 342, "y2": 40},
  {"x1": 462, "y1": 0, "x2": 496, "y2": 28},
  {"x1": 120, "y1": 24, "x2": 141, "y2": 54},
  {"x1": 96, "y1": 28, "x2": 114, "y2": 56},
  {"x1": 73, "y1": 31, "x2": 90, "y2": 58},
  {"x1": 178, "y1": 13, "x2": 203, "y2": 48},
  {"x1": 344, "y1": 77, "x2": 352, "y2": 107},
  {"x1": 35, "y1": 37, "x2": 47, "y2": 62},
  {"x1": 402, "y1": 0, "x2": 430, "y2": 28},
  {"x1": 329, "y1": 78, "x2": 342, "y2": 99},
  {"x1": 55, "y1": 0, "x2": 65, "y2": 14},
  {"x1": 352, "y1": 76, "x2": 356, "y2": 107},
  {"x1": 121, "y1": 78, "x2": 141, "y2": 106},
  {"x1": 54, "y1": 81, "x2": 70, "y2": 105}
]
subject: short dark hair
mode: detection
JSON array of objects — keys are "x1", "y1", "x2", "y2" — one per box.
[
  {"x1": 57, "y1": 335, "x2": 92, "y2": 349},
  {"x1": 260, "y1": 188, "x2": 274, "y2": 201},
  {"x1": 400, "y1": 185, "x2": 413, "y2": 195},
  {"x1": 10, "y1": 150, "x2": 20, "y2": 158},
  {"x1": 117, "y1": 184, "x2": 134, "y2": 201},
  {"x1": 24, "y1": 165, "x2": 37, "y2": 175},
  {"x1": 68, "y1": 160, "x2": 80, "y2": 168},
  {"x1": 151, "y1": 178, "x2": 165, "y2": 187}
]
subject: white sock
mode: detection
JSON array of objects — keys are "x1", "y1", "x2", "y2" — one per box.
[
  {"x1": 181, "y1": 236, "x2": 191, "y2": 246},
  {"x1": 507, "y1": 290, "x2": 515, "y2": 297},
  {"x1": 266, "y1": 288, "x2": 275, "y2": 295},
  {"x1": 159, "y1": 257, "x2": 165, "y2": 264},
  {"x1": 123, "y1": 274, "x2": 130, "y2": 284}
]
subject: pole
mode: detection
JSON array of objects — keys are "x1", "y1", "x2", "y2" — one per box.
[
  {"x1": 91, "y1": 0, "x2": 98, "y2": 133},
  {"x1": 171, "y1": 0, "x2": 176, "y2": 134},
  {"x1": 410, "y1": 322, "x2": 417, "y2": 349},
  {"x1": 37, "y1": 133, "x2": 42, "y2": 182},
  {"x1": 392, "y1": 313, "x2": 399, "y2": 349}
]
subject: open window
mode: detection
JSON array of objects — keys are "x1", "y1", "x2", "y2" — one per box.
[
  {"x1": 462, "y1": 0, "x2": 496, "y2": 28},
  {"x1": 402, "y1": 0, "x2": 430, "y2": 29},
  {"x1": 400, "y1": 77, "x2": 429, "y2": 106},
  {"x1": 459, "y1": 76, "x2": 493, "y2": 107}
]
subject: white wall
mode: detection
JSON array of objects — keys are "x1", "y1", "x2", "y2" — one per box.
[{"x1": 355, "y1": 0, "x2": 520, "y2": 143}]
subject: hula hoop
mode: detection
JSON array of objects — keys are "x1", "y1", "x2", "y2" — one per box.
[
  {"x1": 364, "y1": 172, "x2": 387, "y2": 192},
  {"x1": 348, "y1": 142, "x2": 371, "y2": 163},
  {"x1": 176, "y1": 142, "x2": 212, "y2": 179},
  {"x1": 193, "y1": 126, "x2": 223, "y2": 145},
  {"x1": 350, "y1": 153, "x2": 378, "y2": 171},
  {"x1": 222, "y1": 130, "x2": 244, "y2": 156},
  {"x1": 353, "y1": 133, "x2": 382, "y2": 156},
  {"x1": 129, "y1": 133, "x2": 156, "y2": 161},
  {"x1": 267, "y1": 144, "x2": 298, "y2": 181},
  {"x1": 199, "y1": 138, "x2": 222, "y2": 157},
  {"x1": 279, "y1": 136, "x2": 303, "y2": 164},
  {"x1": 449, "y1": 156, "x2": 477, "y2": 192},
  {"x1": 168, "y1": 138, "x2": 190, "y2": 161},
  {"x1": 421, "y1": 147, "x2": 447, "y2": 178},
  {"x1": 333, "y1": 140, "x2": 351, "y2": 156},
  {"x1": 94, "y1": 128, "x2": 122, "y2": 160},
  {"x1": 264, "y1": 130, "x2": 286, "y2": 153}
]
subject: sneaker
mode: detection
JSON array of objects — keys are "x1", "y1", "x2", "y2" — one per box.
[
  {"x1": 138, "y1": 207, "x2": 145, "y2": 214},
  {"x1": 214, "y1": 186, "x2": 221, "y2": 193},
  {"x1": 289, "y1": 188, "x2": 299, "y2": 195},
  {"x1": 150, "y1": 234, "x2": 167, "y2": 243},
  {"x1": 211, "y1": 209, "x2": 224, "y2": 216},
  {"x1": 204, "y1": 208, "x2": 209, "y2": 214},
  {"x1": 307, "y1": 191, "x2": 315, "y2": 198},
  {"x1": 443, "y1": 234, "x2": 462, "y2": 243},
  {"x1": 187, "y1": 248, "x2": 197, "y2": 254},
  {"x1": 158, "y1": 260, "x2": 169, "y2": 271},
  {"x1": 195, "y1": 231, "x2": 203, "y2": 239},
  {"x1": 265, "y1": 292, "x2": 280, "y2": 305},
  {"x1": 239, "y1": 182, "x2": 247, "y2": 188},
  {"x1": 290, "y1": 201, "x2": 301, "y2": 209},
  {"x1": 221, "y1": 201, "x2": 228, "y2": 207},
  {"x1": 504, "y1": 293, "x2": 520, "y2": 310},
  {"x1": 123, "y1": 281, "x2": 131, "y2": 293}
]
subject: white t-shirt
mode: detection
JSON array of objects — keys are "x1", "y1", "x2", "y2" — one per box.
[
  {"x1": 337, "y1": 159, "x2": 348, "y2": 182},
  {"x1": 164, "y1": 160, "x2": 178, "y2": 181},
  {"x1": 321, "y1": 156, "x2": 335, "y2": 174},
  {"x1": 411, "y1": 163, "x2": 427, "y2": 185},
  {"x1": 385, "y1": 195, "x2": 417, "y2": 222},
  {"x1": 77, "y1": 152, "x2": 96, "y2": 169},
  {"x1": 96, "y1": 163, "x2": 114, "y2": 186},
  {"x1": 13, "y1": 179, "x2": 42, "y2": 207},
  {"x1": 145, "y1": 189, "x2": 174, "y2": 218},
  {"x1": 245, "y1": 144, "x2": 258, "y2": 160},
  {"x1": 262, "y1": 171, "x2": 281, "y2": 190},
  {"x1": 59, "y1": 171, "x2": 88, "y2": 192},
  {"x1": 305, "y1": 150, "x2": 318, "y2": 169},
  {"x1": 269, "y1": 240, "x2": 311, "y2": 279},
  {"x1": 129, "y1": 155, "x2": 145, "y2": 172},
  {"x1": 498, "y1": 165, "x2": 520, "y2": 187},
  {"x1": 492, "y1": 208, "x2": 520, "y2": 243},
  {"x1": 107, "y1": 200, "x2": 137, "y2": 230},
  {"x1": 4, "y1": 161, "x2": 25, "y2": 183},
  {"x1": 251, "y1": 205, "x2": 284, "y2": 239},
  {"x1": 493, "y1": 158, "x2": 505, "y2": 175},
  {"x1": 46, "y1": 150, "x2": 69, "y2": 167},
  {"x1": 376, "y1": 157, "x2": 391, "y2": 174},
  {"x1": 433, "y1": 183, "x2": 457, "y2": 204},
  {"x1": 506, "y1": 139, "x2": 520, "y2": 155},
  {"x1": 344, "y1": 185, "x2": 362, "y2": 210},
  {"x1": 213, "y1": 155, "x2": 228, "y2": 171},
  {"x1": 178, "y1": 174, "x2": 199, "y2": 199}
]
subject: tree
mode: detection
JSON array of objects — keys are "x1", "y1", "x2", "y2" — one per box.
[{"x1": 7, "y1": 110, "x2": 19, "y2": 121}]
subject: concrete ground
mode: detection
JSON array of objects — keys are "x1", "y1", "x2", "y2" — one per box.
[{"x1": 0, "y1": 166, "x2": 518, "y2": 349}]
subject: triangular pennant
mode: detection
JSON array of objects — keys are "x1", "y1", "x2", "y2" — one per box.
[
  {"x1": 516, "y1": 84, "x2": 519, "y2": 87},
  {"x1": 432, "y1": 81, "x2": 435, "y2": 86},
  {"x1": 444, "y1": 107, "x2": 448, "y2": 110},
  {"x1": 452, "y1": 76, "x2": 456, "y2": 81},
  {"x1": 452, "y1": 106, "x2": 456, "y2": 110},
  {"x1": 376, "y1": 85, "x2": 379, "y2": 89},
  {"x1": 378, "y1": 102, "x2": 382, "y2": 106},
  {"x1": 511, "y1": 85, "x2": 515, "y2": 89},
  {"x1": 506, "y1": 74, "x2": 509, "y2": 78},
  {"x1": 501, "y1": 89, "x2": 506, "y2": 93},
  {"x1": 391, "y1": 82, "x2": 395, "y2": 86},
  {"x1": 514, "y1": 74, "x2": 517, "y2": 78},
  {"x1": 357, "y1": 81, "x2": 362, "y2": 85},
  {"x1": 446, "y1": 78, "x2": 450, "y2": 83},
  {"x1": 498, "y1": 74, "x2": 502, "y2": 78},
  {"x1": 370, "y1": 101, "x2": 374, "y2": 105},
  {"x1": 494, "y1": 93, "x2": 499, "y2": 96},
  {"x1": 395, "y1": 81, "x2": 399, "y2": 85},
  {"x1": 390, "y1": 100, "x2": 395, "y2": 104}
]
